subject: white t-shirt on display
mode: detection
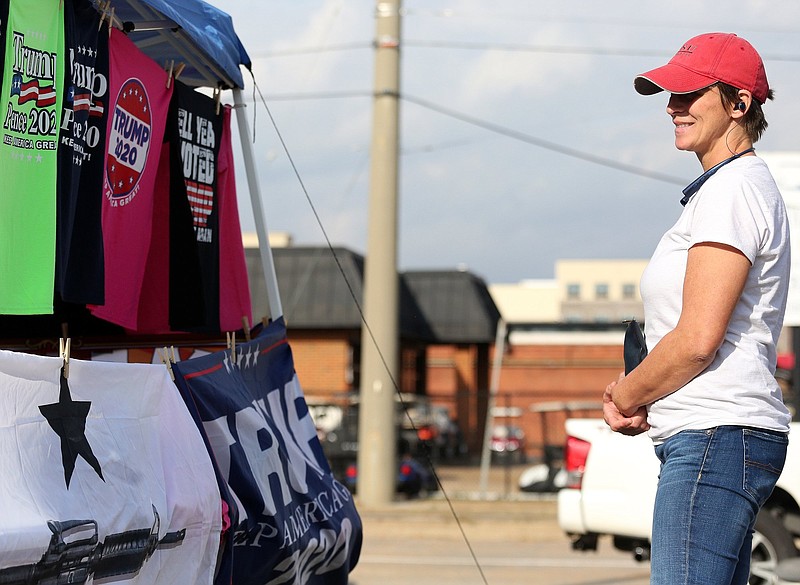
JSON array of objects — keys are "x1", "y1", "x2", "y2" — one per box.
[{"x1": 640, "y1": 156, "x2": 792, "y2": 443}]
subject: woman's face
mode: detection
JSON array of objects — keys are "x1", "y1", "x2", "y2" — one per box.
[{"x1": 666, "y1": 85, "x2": 734, "y2": 168}]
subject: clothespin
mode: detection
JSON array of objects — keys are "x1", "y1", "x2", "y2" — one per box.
[
  {"x1": 242, "y1": 316, "x2": 251, "y2": 342},
  {"x1": 214, "y1": 87, "x2": 221, "y2": 115},
  {"x1": 174, "y1": 62, "x2": 186, "y2": 82},
  {"x1": 97, "y1": 0, "x2": 110, "y2": 31},
  {"x1": 227, "y1": 332, "x2": 236, "y2": 363},
  {"x1": 108, "y1": 6, "x2": 115, "y2": 37},
  {"x1": 158, "y1": 347, "x2": 175, "y2": 381},
  {"x1": 166, "y1": 60, "x2": 174, "y2": 88},
  {"x1": 59, "y1": 338, "x2": 71, "y2": 379}
]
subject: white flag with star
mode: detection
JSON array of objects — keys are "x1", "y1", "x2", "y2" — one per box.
[{"x1": 0, "y1": 349, "x2": 221, "y2": 584}]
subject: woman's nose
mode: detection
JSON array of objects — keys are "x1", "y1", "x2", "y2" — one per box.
[{"x1": 666, "y1": 95, "x2": 683, "y2": 115}]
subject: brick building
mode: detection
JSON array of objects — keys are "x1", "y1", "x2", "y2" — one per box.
[
  {"x1": 250, "y1": 245, "x2": 502, "y2": 455},
  {"x1": 247, "y1": 245, "x2": 647, "y2": 461}
]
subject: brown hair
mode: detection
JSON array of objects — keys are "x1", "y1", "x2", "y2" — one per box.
[{"x1": 716, "y1": 82, "x2": 773, "y2": 143}]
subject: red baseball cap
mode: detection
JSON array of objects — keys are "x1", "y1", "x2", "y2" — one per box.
[{"x1": 634, "y1": 32, "x2": 769, "y2": 103}]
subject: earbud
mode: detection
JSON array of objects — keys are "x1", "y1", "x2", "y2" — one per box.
[{"x1": 735, "y1": 101, "x2": 746, "y2": 112}]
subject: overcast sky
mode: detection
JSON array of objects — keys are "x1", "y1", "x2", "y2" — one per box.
[{"x1": 205, "y1": 0, "x2": 800, "y2": 284}]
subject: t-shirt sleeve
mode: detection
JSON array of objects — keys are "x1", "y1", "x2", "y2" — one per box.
[{"x1": 689, "y1": 172, "x2": 767, "y2": 264}]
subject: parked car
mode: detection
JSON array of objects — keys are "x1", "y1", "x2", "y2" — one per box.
[
  {"x1": 490, "y1": 424, "x2": 526, "y2": 463},
  {"x1": 410, "y1": 405, "x2": 467, "y2": 462},
  {"x1": 558, "y1": 418, "x2": 800, "y2": 584},
  {"x1": 518, "y1": 445, "x2": 567, "y2": 493},
  {"x1": 343, "y1": 454, "x2": 438, "y2": 499},
  {"x1": 308, "y1": 395, "x2": 442, "y2": 495}
]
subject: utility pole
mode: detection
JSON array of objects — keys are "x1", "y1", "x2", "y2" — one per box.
[{"x1": 357, "y1": 0, "x2": 402, "y2": 507}]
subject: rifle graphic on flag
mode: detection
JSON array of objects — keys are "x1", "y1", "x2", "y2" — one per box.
[{"x1": 0, "y1": 507, "x2": 185, "y2": 585}]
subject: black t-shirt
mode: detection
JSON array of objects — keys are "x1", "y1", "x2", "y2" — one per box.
[
  {"x1": 167, "y1": 81, "x2": 222, "y2": 332},
  {"x1": 56, "y1": 0, "x2": 108, "y2": 304}
]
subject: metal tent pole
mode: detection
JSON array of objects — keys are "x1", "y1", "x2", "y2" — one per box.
[
  {"x1": 232, "y1": 88, "x2": 283, "y2": 321},
  {"x1": 479, "y1": 318, "x2": 507, "y2": 496}
]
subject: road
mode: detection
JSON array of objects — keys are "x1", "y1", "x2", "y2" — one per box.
[{"x1": 347, "y1": 464, "x2": 651, "y2": 585}]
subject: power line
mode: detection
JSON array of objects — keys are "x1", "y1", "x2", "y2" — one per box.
[
  {"x1": 404, "y1": 40, "x2": 672, "y2": 58},
  {"x1": 402, "y1": 8, "x2": 800, "y2": 37},
  {"x1": 244, "y1": 88, "x2": 686, "y2": 187},
  {"x1": 249, "y1": 42, "x2": 371, "y2": 58},
  {"x1": 249, "y1": 40, "x2": 800, "y2": 63},
  {"x1": 244, "y1": 90, "x2": 371, "y2": 101},
  {"x1": 403, "y1": 40, "x2": 800, "y2": 62},
  {"x1": 400, "y1": 93, "x2": 687, "y2": 187}
]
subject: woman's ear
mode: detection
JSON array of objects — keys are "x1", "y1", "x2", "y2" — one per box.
[{"x1": 733, "y1": 90, "x2": 753, "y2": 117}]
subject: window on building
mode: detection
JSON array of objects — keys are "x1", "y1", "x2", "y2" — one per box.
[
  {"x1": 567, "y1": 283, "x2": 580, "y2": 300},
  {"x1": 623, "y1": 283, "x2": 637, "y2": 299},
  {"x1": 595, "y1": 283, "x2": 609, "y2": 300}
]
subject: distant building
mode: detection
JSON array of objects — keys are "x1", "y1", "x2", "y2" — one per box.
[
  {"x1": 490, "y1": 259, "x2": 647, "y2": 326},
  {"x1": 246, "y1": 241, "x2": 501, "y2": 454},
  {"x1": 244, "y1": 236, "x2": 650, "y2": 460},
  {"x1": 556, "y1": 259, "x2": 647, "y2": 323}
]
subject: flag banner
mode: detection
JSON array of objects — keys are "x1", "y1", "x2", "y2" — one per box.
[
  {"x1": 55, "y1": 0, "x2": 109, "y2": 305},
  {"x1": 218, "y1": 104, "x2": 252, "y2": 332},
  {"x1": 0, "y1": 350, "x2": 222, "y2": 584},
  {"x1": 90, "y1": 28, "x2": 172, "y2": 330},
  {"x1": 0, "y1": 0, "x2": 64, "y2": 314},
  {"x1": 167, "y1": 81, "x2": 221, "y2": 332},
  {"x1": 173, "y1": 350, "x2": 238, "y2": 585},
  {"x1": 171, "y1": 318, "x2": 362, "y2": 585}
]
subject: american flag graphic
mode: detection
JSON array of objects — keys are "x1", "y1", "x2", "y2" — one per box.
[
  {"x1": 72, "y1": 91, "x2": 92, "y2": 112},
  {"x1": 72, "y1": 92, "x2": 104, "y2": 117},
  {"x1": 185, "y1": 180, "x2": 214, "y2": 228},
  {"x1": 11, "y1": 74, "x2": 56, "y2": 108}
]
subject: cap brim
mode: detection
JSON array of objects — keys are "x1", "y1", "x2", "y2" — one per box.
[{"x1": 634, "y1": 63, "x2": 717, "y2": 96}]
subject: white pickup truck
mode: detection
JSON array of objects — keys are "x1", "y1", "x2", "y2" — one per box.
[{"x1": 558, "y1": 418, "x2": 800, "y2": 585}]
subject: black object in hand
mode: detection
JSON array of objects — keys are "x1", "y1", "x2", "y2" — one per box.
[{"x1": 624, "y1": 319, "x2": 647, "y2": 375}]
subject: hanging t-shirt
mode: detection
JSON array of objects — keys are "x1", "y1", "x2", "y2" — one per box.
[
  {"x1": 56, "y1": 0, "x2": 109, "y2": 305},
  {"x1": 167, "y1": 81, "x2": 221, "y2": 332},
  {"x1": 218, "y1": 104, "x2": 252, "y2": 332},
  {"x1": 132, "y1": 141, "x2": 172, "y2": 333},
  {"x1": 0, "y1": 0, "x2": 64, "y2": 314},
  {"x1": 89, "y1": 28, "x2": 172, "y2": 330}
]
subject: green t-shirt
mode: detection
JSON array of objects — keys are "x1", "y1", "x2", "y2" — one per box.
[{"x1": 0, "y1": 0, "x2": 64, "y2": 314}]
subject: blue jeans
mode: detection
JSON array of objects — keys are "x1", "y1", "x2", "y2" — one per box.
[{"x1": 651, "y1": 426, "x2": 788, "y2": 585}]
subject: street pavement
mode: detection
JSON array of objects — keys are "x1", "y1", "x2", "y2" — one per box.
[{"x1": 348, "y1": 463, "x2": 651, "y2": 585}]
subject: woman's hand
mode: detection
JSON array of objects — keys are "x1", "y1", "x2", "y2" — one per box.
[{"x1": 603, "y1": 373, "x2": 650, "y2": 436}]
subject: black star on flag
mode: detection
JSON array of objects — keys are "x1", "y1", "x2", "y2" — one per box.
[{"x1": 39, "y1": 367, "x2": 105, "y2": 488}]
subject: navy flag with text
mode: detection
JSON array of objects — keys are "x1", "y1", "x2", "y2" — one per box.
[{"x1": 171, "y1": 318, "x2": 363, "y2": 585}]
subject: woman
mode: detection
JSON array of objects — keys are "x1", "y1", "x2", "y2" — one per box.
[{"x1": 603, "y1": 33, "x2": 791, "y2": 585}]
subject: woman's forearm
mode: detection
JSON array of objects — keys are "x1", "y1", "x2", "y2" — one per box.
[{"x1": 611, "y1": 327, "x2": 718, "y2": 415}]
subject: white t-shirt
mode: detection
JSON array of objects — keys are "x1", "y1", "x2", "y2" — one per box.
[{"x1": 640, "y1": 156, "x2": 791, "y2": 443}]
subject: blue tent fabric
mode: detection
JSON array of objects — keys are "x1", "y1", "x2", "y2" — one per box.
[{"x1": 102, "y1": 0, "x2": 251, "y2": 89}]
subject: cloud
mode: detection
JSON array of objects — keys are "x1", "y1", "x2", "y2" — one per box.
[{"x1": 211, "y1": 0, "x2": 800, "y2": 284}]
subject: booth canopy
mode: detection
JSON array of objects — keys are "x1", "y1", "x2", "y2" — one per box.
[{"x1": 100, "y1": 0, "x2": 251, "y2": 89}]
